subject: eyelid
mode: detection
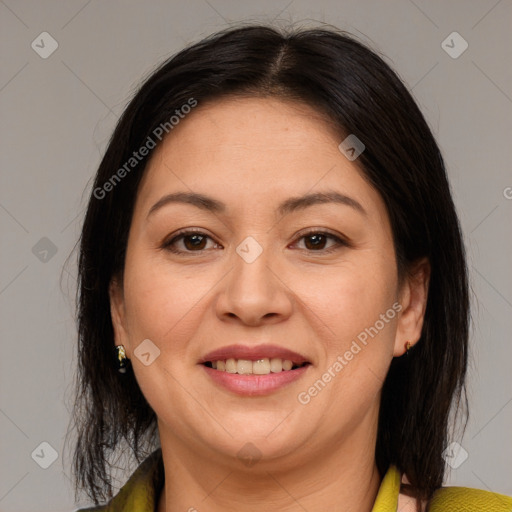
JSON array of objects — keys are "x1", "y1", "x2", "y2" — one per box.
[
  {"x1": 293, "y1": 227, "x2": 348, "y2": 241},
  {"x1": 161, "y1": 228, "x2": 222, "y2": 252}
]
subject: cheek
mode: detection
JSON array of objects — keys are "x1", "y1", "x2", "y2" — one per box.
[
  {"x1": 121, "y1": 252, "x2": 209, "y2": 350},
  {"x1": 300, "y1": 258, "x2": 398, "y2": 345},
  {"x1": 293, "y1": 263, "x2": 398, "y2": 429},
  {"x1": 119, "y1": 256, "x2": 210, "y2": 427},
  {"x1": 295, "y1": 258, "x2": 397, "y2": 399}
]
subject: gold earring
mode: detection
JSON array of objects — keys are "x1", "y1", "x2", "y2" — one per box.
[
  {"x1": 115, "y1": 345, "x2": 128, "y2": 373},
  {"x1": 405, "y1": 341, "x2": 411, "y2": 356}
]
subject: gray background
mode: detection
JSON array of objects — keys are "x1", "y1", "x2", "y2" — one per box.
[{"x1": 0, "y1": 1, "x2": 511, "y2": 511}]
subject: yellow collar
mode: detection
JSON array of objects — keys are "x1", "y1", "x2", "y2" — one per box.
[{"x1": 371, "y1": 464, "x2": 402, "y2": 511}]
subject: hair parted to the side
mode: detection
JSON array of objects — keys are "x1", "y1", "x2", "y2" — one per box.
[{"x1": 68, "y1": 23, "x2": 469, "y2": 510}]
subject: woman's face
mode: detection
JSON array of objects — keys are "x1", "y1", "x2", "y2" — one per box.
[{"x1": 110, "y1": 96, "x2": 425, "y2": 469}]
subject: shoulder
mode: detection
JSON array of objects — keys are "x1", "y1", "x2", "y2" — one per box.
[
  {"x1": 428, "y1": 486, "x2": 512, "y2": 511},
  {"x1": 396, "y1": 468, "x2": 512, "y2": 512},
  {"x1": 74, "y1": 448, "x2": 164, "y2": 512}
]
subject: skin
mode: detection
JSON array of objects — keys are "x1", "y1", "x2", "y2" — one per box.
[{"x1": 109, "y1": 96, "x2": 430, "y2": 512}]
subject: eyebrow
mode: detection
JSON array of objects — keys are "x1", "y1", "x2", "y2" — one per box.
[{"x1": 147, "y1": 190, "x2": 366, "y2": 219}]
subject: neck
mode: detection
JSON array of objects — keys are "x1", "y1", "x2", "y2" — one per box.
[{"x1": 157, "y1": 416, "x2": 382, "y2": 512}]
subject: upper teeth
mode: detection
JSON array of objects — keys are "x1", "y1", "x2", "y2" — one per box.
[{"x1": 210, "y1": 358, "x2": 302, "y2": 375}]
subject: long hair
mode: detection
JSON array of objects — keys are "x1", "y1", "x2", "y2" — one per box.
[{"x1": 69, "y1": 24, "x2": 469, "y2": 508}]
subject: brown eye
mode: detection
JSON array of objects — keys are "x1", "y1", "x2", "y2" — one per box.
[
  {"x1": 162, "y1": 230, "x2": 220, "y2": 254},
  {"x1": 294, "y1": 230, "x2": 347, "y2": 253},
  {"x1": 303, "y1": 233, "x2": 329, "y2": 250},
  {"x1": 182, "y1": 234, "x2": 208, "y2": 250}
]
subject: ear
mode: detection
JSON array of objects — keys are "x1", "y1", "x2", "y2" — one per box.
[
  {"x1": 109, "y1": 276, "x2": 130, "y2": 352},
  {"x1": 393, "y1": 257, "x2": 430, "y2": 357}
]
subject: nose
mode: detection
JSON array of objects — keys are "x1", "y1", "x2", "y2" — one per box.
[{"x1": 215, "y1": 243, "x2": 293, "y2": 327}]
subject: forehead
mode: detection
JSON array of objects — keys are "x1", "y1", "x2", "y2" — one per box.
[
  {"x1": 169, "y1": 95, "x2": 343, "y2": 147},
  {"x1": 135, "y1": 96, "x2": 379, "y2": 216}
]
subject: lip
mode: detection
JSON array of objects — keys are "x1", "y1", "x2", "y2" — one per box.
[
  {"x1": 198, "y1": 344, "x2": 310, "y2": 365},
  {"x1": 201, "y1": 363, "x2": 310, "y2": 396}
]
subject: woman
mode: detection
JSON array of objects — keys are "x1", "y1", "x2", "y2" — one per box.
[{"x1": 70, "y1": 24, "x2": 512, "y2": 511}]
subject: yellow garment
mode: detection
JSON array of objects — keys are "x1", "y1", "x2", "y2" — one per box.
[
  {"x1": 76, "y1": 448, "x2": 512, "y2": 511},
  {"x1": 372, "y1": 464, "x2": 512, "y2": 511}
]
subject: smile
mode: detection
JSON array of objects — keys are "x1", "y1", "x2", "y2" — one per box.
[
  {"x1": 201, "y1": 360, "x2": 311, "y2": 396},
  {"x1": 203, "y1": 357, "x2": 309, "y2": 375}
]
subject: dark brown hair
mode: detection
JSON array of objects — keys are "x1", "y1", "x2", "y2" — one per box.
[{"x1": 68, "y1": 24, "x2": 469, "y2": 509}]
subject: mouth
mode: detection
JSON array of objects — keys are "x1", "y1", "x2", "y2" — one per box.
[
  {"x1": 202, "y1": 358, "x2": 311, "y2": 375},
  {"x1": 198, "y1": 344, "x2": 312, "y2": 396}
]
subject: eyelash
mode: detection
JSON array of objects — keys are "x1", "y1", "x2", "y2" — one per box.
[{"x1": 161, "y1": 228, "x2": 348, "y2": 255}]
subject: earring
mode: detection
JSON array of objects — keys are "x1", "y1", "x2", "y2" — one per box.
[
  {"x1": 115, "y1": 345, "x2": 129, "y2": 373},
  {"x1": 405, "y1": 341, "x2": 411, "y2": 356}
]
